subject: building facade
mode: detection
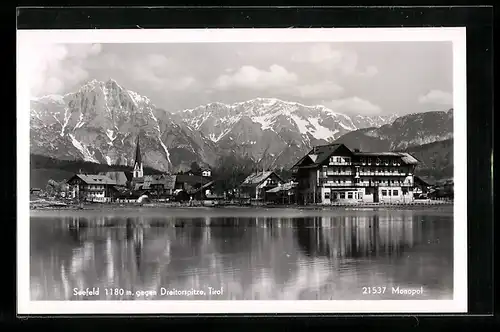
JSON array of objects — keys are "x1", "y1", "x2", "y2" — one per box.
[
  {"x1": 132, "y1": 174, "x2": 177, "y2": 198},
  {"x1": 291, "y1": 144, "x2": 419, "y2": 204},
  {"x1": 239, "y1": 171, "x2": 283, "y2": 200},
  {"x1": 67, "y1": 174, "x2": 117, "y2": 202}
]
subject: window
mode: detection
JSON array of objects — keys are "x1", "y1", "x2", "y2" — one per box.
[
  {"x1": 393, "y1": 190, "x2": 398, "y2": 196},
  {"x1": 382, "y1": 190, "x2": 387, "y2": 196},
  {"x1": 325, "y1": 191, "x2": 330, "y2": 199},
  {"x1": 358, "y1": 192, "x2": 363, "y2": 199},
  {"x1": 347, "y1": 192, "x2": 353, "y2": 199},
  {"x1": 337, "y1": 157, "x2": 342, "y2": 163},
  {"x1": 340, "y1": 192, "x2": 345, "y2": 199}
]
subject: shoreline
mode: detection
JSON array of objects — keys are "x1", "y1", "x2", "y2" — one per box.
[{"x1": 30, "y1": 200, "x2": 453, "y2": 211}]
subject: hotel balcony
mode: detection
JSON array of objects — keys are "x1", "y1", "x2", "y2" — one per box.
[
  {"x1": 319, "y1": 180, "x2": 412, "y2": 187},
  {"x1": 82, "y1": 188, "x2": 106, "y2": 192},
  {"x1": 359, "y1": 162, "x2": 401, "y2": 167},
  {"x1": 328, "y1": 162, "x2": 352, "y2": 166},
  {"x1": 358, "y1": 171, "x2": 407, "y2": 176},
  {"x1": 354, "y1": 182, "x2": 410, "y2": 187},
  {"x1": 319, "y1": 182, "x2": 356, "y2": 187},
  {"x1": 325, "y1": 171, "x2": 352, "y2": 176}
]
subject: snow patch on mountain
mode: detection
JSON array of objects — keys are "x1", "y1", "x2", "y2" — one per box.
[
  {"x1": 106, "y1": 129, "x2": 116, "y2": 145},
  {"x1": 159, "y1": 139, "x2": 172, "y2": 165},
  {"x1": 308, "y1": 117, "x2": 339, "y2": 140},
  {"x1": 252, "y1": 114, "x2": 275, "y2": 131},
  {"x1": 291, "y1": 115, "x2": 310, "y2": 135},
  {"x1": 36, "y1": 94, "x2": 66, "y2": 104},
  {"x1": 69, "y1": 134, "x2": 98, "y2": 163},
  {"x1": 73, "y1": 113, "x2": 85, "y2": 131},
  {"x1": 60, "y1": 108, "x2": 71, "y2": 137}
]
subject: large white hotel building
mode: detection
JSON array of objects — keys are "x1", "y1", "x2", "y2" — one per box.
[{"x1": 291, "y1": 143, "x2": 419, "y2": 204}]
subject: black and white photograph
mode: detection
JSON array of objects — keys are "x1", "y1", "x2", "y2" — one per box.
[{"x1": 17, "y1": 28, "x2": 467, "y2": 314}]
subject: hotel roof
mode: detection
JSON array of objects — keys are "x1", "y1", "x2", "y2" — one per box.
[
  {"x1": 292, "y1": 144, "x2": 349, "y2": 168},
  {"x1": 70, "y1": 174, "x2": 117, "y2": 185},
  {"x1": 292, "y1": 143, "x2": 420, "y2": 168},
  {"x1": 354, "y1": 152, "x2": 420, "y2": 165}
]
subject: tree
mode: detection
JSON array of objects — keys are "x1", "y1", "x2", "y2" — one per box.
[
  {"x1": 212, "y1": 154, "x2": 257, "y2": 196},
  {"x1": 45, "y1": 183, "x2": 55, "y2": 196},
  {"x1": 190, "y1": 161, "x2": 202, "y2": 175}
]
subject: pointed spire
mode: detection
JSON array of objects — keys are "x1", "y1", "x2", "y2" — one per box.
[{"x1": 134, "y1": 134, "x2": 142, "y2": 167}]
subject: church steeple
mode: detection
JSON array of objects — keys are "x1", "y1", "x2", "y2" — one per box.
[{"x1": 133, "y1": 134, "x2": 143, "y2": 178}]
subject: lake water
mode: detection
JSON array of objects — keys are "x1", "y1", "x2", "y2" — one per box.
[{"x1": 29, "y1": 206, "x2": 453, "y2": 301}]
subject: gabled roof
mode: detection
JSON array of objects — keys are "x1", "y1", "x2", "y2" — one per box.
[
  {"x1": 69, "y1": 174, "x2": 117, "y2": 185},
  {"x1": 414, "y1": 176, "x2": 431, "y2": 186},
  {"x1": 241, "y1": 171, "x2": 281, "y2": 186},
  {"x1": 353, "y1": 152, "x2": 419, "y2": 165},
  {"x1": 134, "y1": 174, "x2": 177, "y2": 190},
  {"x1": 292, "y1": 144, "x2": 353, "y2": 169},
  {"x1": 266, "y1": 182, "x2": 296, "y2": 193},
  {"x1": 188, "y1": 180, "x2": 215, "y2": 194}
]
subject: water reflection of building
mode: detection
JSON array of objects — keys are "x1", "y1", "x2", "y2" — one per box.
[
  {"x1": 295, "y1": 212, "x2": 418, "y2": 259},
  {"x1": 41, "y1": 216, "x2": 173, "y2": 300}
]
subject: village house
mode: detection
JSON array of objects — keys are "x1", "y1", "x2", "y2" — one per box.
[
  {"x1": 132, "y1": 174, "x2": 177, "y2": 198},
  {"x1": 413, "y1": 176, "x2": 432, "y2": 198},
  {"x1": 239, "y1": 171, "x2": 283, "y2": 201},
  {"x1": 201, "y1": 168, "x2": 212, "y2": 177},
  {"x1": 265, "y1": 181, "x2": 298, "y2": 204},
  {"x1": 30, "y1": 188, "x2": 42, "y2": 196},
  {"x1": 67, "y1": 174, "x2": 117, "y2": 202},
  {"x1": 175, "y1": 174, "x2": 213, "y2": 199},
  {"x1": 291, "y1": 143, "x2": 419, "y2": 204},
  {"x1": 188, "y1": 179, "x2": 216, "y2": 200},
  {"x1": 114, "y1": 187, "x2": 141, "y2": 203}
]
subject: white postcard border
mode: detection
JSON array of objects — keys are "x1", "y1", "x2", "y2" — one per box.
[{"x1": 17, "y1": 27, "x2": 467, "y2": 314}]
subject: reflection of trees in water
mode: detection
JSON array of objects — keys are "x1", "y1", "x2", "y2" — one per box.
[
  {"x1": 31, "y1": 211, "x2": 448, "y2": 300},
  {"x1": 295, "y1": 212, "x2": 418, "y2": 260},
  {"x1": 209, "y1": 217, "x2": 251, "y2": 255}
]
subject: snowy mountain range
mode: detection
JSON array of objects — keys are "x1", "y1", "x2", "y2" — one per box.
[
  {"x1": 334, "y1": 109, "x2": 454, "y2": 152},
  {"x1": 29, "y1": 78, "x2": 451, "y2": 172}
]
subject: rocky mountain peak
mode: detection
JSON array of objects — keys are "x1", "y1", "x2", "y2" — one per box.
[{"x1": 30, "y1": 78, "x2": 452, "y2": 173}]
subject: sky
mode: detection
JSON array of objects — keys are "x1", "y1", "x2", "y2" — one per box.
[{"x1": 28, "y1": 41, "x2": 453, "y2": 116}]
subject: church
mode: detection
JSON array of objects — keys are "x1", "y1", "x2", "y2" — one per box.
[
  {"x1": 126, "y1": 134, "x2": 178, "y2": 200},
  {"x1": 132, "y1": 134, "x2": 144, "y2": 179}
]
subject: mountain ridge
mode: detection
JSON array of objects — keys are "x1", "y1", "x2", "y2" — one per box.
[{"x1": 30, "y1": 78, "x2": 453, "y2": 173}]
